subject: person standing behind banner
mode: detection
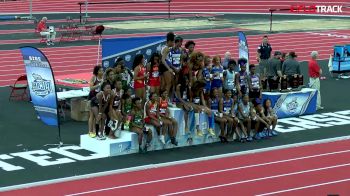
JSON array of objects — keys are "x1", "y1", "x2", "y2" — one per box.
[
  {"x1": 37, "y1": 17, "x2": 56, "y2": 46},
  {"x1": 282, "y1": 51, "x2": 302, "y2": 89},
  {"x1": 266, "y1": 51, "x2": 283, "y2": 91},
  {"x1": 308, "y1": 51, "x2": 324, "y2": 110},
  {"x1": 256, "y1": 35, "x2": 272, "y2": 79}
]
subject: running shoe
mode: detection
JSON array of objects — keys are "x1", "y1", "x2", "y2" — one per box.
[
  {"x1": 159, "y1": 135, "x2": 166, "y2": 145},
  {"x1": 88, "y1": 131, "x2": 96, "y2": 138},
  {"x1": 196, "y1": 129, "x2": 204, "y2": 137},
  {"x1": 207, "y1": 128, "x2": 216, "y2": 136}
]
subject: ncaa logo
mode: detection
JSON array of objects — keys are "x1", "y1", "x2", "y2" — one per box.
[
  {"x1": 31, "y1": 73, "x2": 52, "y2": 98},
  {"x1": 103, "y1": 61, "x2": 109, "y2": 68},
  {"x1": 286, "y1": 97, "x2": 299, "y2": 114},
  {"x1": 125, "y1": 55, "x2": 131, "y2": 62},
  {"x1": 146, "y1": 49, "x2": 152, "y2": 56}
]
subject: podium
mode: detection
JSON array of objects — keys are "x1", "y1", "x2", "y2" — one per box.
[{"x1": 80, "y1": 108, "x2": 221, "y2": 157}]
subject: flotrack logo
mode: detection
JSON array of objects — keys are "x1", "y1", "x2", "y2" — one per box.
[{"x1": 290, "y1": 5, "x2": 343, "y2": 13}]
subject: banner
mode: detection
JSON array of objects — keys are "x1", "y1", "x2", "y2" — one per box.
[
  {"x1": 20, "y1": 46, "x2": 58, "y2": 126},
  {"x1": 262, "y1": 89, "x2": 317, "y2": 119},
  {"x1": 238, "y1": 31, "x2": 249, "y2": 64},
  {"x1": 102, "y1": 36, "x2": 166, "y2": 70}
]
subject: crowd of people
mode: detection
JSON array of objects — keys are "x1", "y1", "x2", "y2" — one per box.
[{"x1": 86, "y1": 32, "x2": 323, "y2": 153}]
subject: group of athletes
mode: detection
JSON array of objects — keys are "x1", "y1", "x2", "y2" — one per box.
[{"x1": 88, "y1": 32, "x2": 279, "y2": 153}]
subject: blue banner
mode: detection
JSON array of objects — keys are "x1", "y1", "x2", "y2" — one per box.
[
  {"x1": 238, "y1": 31, "x2": 249, "y2": 64},
  {"x1": 102, "y1": 36, "x2": 166, "y2": 70},
  {"x1": 20, "y1": 47, "x2": 58, "y2": 126},
  {"x1": 262, "y1": 89, "x2": 317, "y2": 119}
]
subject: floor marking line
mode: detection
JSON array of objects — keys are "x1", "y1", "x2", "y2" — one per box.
[
  {"x1": 66, "y1": 148, "x2": 350, "y2": 195},
  {"x1": 160, "y1": 163, "x2": 350, "y2": 196}
]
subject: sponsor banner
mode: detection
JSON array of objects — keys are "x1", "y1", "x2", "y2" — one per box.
[
  {"x1": 20, "y1": 47, "x2": 58, "y2": 126},
  {"x1": 262, "y1": 89, "x2": 317, "y2": 119},
  {"x1": 238, "y1": 31, "x2": 249, "y2": 64},
  {"x1": 101, "y1": 36, "x2": 166, "y2": 70}
]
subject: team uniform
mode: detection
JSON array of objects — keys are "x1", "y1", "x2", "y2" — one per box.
[
  {"x1": 88, "y1": 76, "x2": 102, "y2": 99},
  {"x1": 238, "y1": 71, "x2": 249, "y2": 95},
  {"x1": 249, "y1": 74, "x2": 261, "y2": 99},
  {"x1": 169, "y1": 47, "x2": 182, "y2": 72},
  {"x1": 159, "y1": 97, "x2": 169, "y2": 116},
  {"x1": 211, "y1": 66, "x2": 223, "y2": 89},
  {"x1": 223, "y1": 98, "x2": 233, "y2": 116},
  {"x1": 210, "y1": 97, "x2": 219, "y2": 114},
  {"x1": 148, "y1": 64, "x2": 161, "y2": 87},
  {"x1": 134, "y1": 65, "x2": 146, "y2": 89},
  {"x1": 202, "y1": 68, "x2": 212, "y2": 94},
  {"x1": 224, "y1": 70, "x2": 236, "y2": 93},
  {"x1": 144, "y1": 101, "x2": 158, "y2": 124}
]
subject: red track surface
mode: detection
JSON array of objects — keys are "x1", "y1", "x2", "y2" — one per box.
[
  {"x1": 3, "y1": 139, "x2": 350, "y2": 195},
  {"x1": 0, "y1": 0, "x2": 349, "y2": 15},
  {"x1": 1, "y1": 29, "x2": 349, "y2": 87}
]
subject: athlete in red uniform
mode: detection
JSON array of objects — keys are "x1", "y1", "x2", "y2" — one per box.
[
  {"x1": 148, "y1": 53, "x2": 161, "y2": 95},
  {"x1": 133, "y1": 54, "x2": 148, "y2": 104},
  {"x1": 159, "y1": 90, "x2": 178, "y2": 146}
]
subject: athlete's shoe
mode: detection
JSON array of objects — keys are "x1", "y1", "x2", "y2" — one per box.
[
  {"x1": 207, "y1": 128, "x2": 216, "y2": 136},
  {"x1": 159, "y1": 135, "x2": 166, "y2": 145},
  {"x1": 196, "y1": 129, "x2": 204, "y2": 137}
]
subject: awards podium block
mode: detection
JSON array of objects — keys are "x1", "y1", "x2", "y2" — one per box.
[
  {"x1": 80, "y1": 131, "x2": 138, "y2": 157},
  {"x1": 80, "y1": 107, "x2": 222, "y2": 157}
]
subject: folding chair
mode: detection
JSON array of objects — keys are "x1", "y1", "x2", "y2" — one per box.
[{"x1": 9, "y1": 75, "x2": 29, "y2": 101}]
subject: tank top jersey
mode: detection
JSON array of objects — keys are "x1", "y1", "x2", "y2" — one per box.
[
  {"x1": 238, "y1": 102, "x2": 251, "y2": 119},
  {"x1": 250, "y1": 74, "x2": 260, "y2": 90},
  {"x1": 132, "y1": 110, "x2": 144, "y2": 127},
  {"x1": 202, "y1": 68, "x2": 211, "y2": 93},
  {"x1": 144, "y1": 100, "x2": 158, "y2": 118},
  {"x1": 134, "y1": 65, "x2": 145, "y2": 89},
  {"x1": 192, "y1": 94, "x2": 201, "y2": 105},
  {"x1": 224, "y1": 70, "x2": 235, "y2": 90},
  {"x1": 112, "y1": 89, "x2": 122, "y2": 109},
  {"x1": 210, "y1": 98, "x2": 219, "y2": 113},
  {"x1": 239, "y1": 71, "x2": 248, "y2": 94},
  {"x1": 149, "y1": 64, "x2": 160, "y2": 80},
  {"x1": 161, "y1": 46, "x2": 172, "y2": 67},
  {"x1": 123, "y1": 102, "x2": 132, "y2": 115},
  {"x1": 169, "y1": 47, "x2": 182, "y2": 70},
  {"x1": 93, "y1": 76, "x2": 102, "y2": 93},
  {"x1": 211, "y1": 66, "x2": 223, "y2": 88},
  {"x1": 223, "y1": 98, "x2": 233, "y2": 114},
  {"x1": 159, "y1": 97, "x2": 168, "y2": 115},
  {"x1": 175, "y1": 85, "x2": 190, "y2": 103},
  {"x1": 149, "y1": 64, "x2": 160, "y2": 86}
]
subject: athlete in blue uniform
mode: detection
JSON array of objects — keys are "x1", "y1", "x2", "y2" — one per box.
[{"x1": 208, "y1": 88, "x2": 227, "y2": 142}]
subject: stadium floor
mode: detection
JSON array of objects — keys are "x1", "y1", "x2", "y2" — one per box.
[{"x1": 0, "y1": 12, "x2": 350, "y2": 190}]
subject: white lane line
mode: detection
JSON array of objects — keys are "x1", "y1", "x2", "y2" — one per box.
[
  {"x1": 1, "y1": 136, "x2": 349, "y2": 193},
  {"x1": 160, "y1": 163, "x2": 350, "y2": 196},
  {"x1": 256, "y1": 178, "x2": 350, "y2": 196},
  {"x1": 65, "y1": 149, "x2": 350, "y2": 196}
]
